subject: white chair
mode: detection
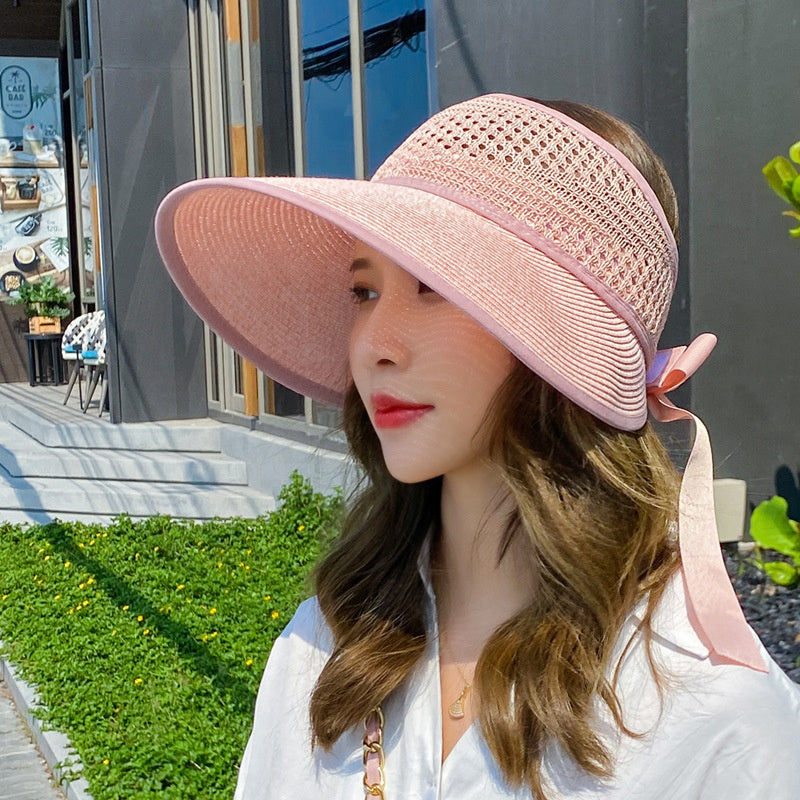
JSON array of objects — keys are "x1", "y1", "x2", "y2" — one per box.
[
  {"x1": 81, "y1": 311, "x2": 107, "y2": 416},
  {"x1": 61, "y1": 311, "x2": 102, "y2": 407}
]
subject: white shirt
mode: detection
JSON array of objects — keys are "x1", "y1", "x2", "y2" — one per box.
[{"x1": 234, "y1": 571, "x2": 800, "y2": 800}]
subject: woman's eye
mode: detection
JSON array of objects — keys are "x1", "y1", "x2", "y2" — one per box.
[{"x1": 350, "y1": 286, "x2": 378, "y2": 304}]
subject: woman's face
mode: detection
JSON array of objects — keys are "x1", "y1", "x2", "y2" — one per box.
[{"x1": 348, "y1": 242, "x2": 514, "y2": 484}]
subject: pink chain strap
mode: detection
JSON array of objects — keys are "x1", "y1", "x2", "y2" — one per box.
[{"x1": 362, "y1": 706, "x2": 386, "y2": 798}]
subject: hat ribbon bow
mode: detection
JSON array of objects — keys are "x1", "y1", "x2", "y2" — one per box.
[{"x1": 646, "y1": 333, "x2": 767, "y2": 672}]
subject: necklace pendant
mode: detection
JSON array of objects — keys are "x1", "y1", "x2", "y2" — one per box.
[
  {"x1": 447, "y1": 685, "x2": 470, "y2": 720},
  {"x1": 448, "y1": 697, "x2": 465, "y2": 719}
]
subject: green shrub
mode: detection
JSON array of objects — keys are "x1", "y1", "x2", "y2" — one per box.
[
  {"x1": 0, "y1": 472, "x2": 341, "y2": 800},
  {"x1": 762, "y1": 139, "x2": 800, "y2": 238},
  {"x1": 749, "y1": 495, "x2": 800, "y2": 588}
]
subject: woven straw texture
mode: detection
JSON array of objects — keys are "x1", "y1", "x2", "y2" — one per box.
[{"x1": 156, "y1": 94, "x2": 677, "y2": 430}]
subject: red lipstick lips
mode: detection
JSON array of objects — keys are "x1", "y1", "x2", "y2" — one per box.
[{"x1": 371, "y1": 393, "x2": 433, "y2": 429}]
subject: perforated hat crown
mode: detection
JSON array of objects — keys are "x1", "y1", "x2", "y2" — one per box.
[{"x1": 374, "y1": 95, "x2": 677, "y2": 353}]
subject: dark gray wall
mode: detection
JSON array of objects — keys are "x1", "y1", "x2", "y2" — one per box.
[
  {"x1": 91, "y1": 0, "x2": 206, "y2": 422},
  {"x1": 688, "y1": 0, "x2": 800, "y2": 501},
  {"x1": 433, "y1": 0, "x2": 691, "y2": 400},
  {"x1": 433, "y1": 0, "x2": 800, "y2": 502},
  {"x1": 0, "y1": 40, "x2": 59, "y2": 57}
]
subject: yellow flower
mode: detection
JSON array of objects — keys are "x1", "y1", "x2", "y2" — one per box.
[
  {"x1": 78, "y1": 542, "x2": 85, "y2": 549},
  {"x1": 87, "y1": 577, "x2": 95, "y2": 585},
  {"x1": 134, "y1": 678, "x2": 142, "y2": 685},
  {"x1": 137, "y1": 615, "x2": 144, "y2": 622},
  {"x1": 176, "y1": 584, "x2": 185, "y2": 591},
  {"x1": 79, "y1": 583, "x2": 85, "y2": 590},
  {"x1": 153, "y1": 546, "x2": 159, "y2": 552},
  {"x1": 143, "y1": 629, "x2": 150, "y2": 636},
  {"x1": 122, "y1": 605, "x2": 129, "y2": 611},
  {"x1": 271, "y1": 611, "x2": 279, "y2": 619},
  {"x1": 103, "y1": 758, "x2": 110, "y2": 766},
  {"x1": 44, "y1": 555, "x2": 50, "y2": 561},
  {"x1": 54, "y1": 594, "x2": 61, "y2": 600},
  {"x1": 264, "y1": 595, "x2": 271, "y2": 602},
  {"x1": 64, "y1": 561, "x2": 71, "y2": 568},
  {"x1": 209, "y1": 607, "x2": 217, "y2": 614},
  {"x1": 246, "y1": 658, "x2": 254, "y2": 666},
  {"x1": 297, "y1": 524, "x2": 305, "y2": 531},
  {"x1": 217, "y1": 561, "x2": 223, "y2": 568},
  {"x1": 201, "y1": 634, "x2": 208, "y2": 642}
]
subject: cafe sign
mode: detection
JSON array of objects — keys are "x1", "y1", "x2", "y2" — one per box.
[{"x1": 0, "y1": 65, "x2": 33, "y2": 119}]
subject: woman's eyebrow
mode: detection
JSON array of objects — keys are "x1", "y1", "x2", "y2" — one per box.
[{"x1": 349, "y1": 257, "x2": 371, "y2": 272}]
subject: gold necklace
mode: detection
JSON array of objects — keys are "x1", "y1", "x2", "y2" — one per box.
[{"x1": 440, "y1": 636, "x2": 473, "y2": 720}]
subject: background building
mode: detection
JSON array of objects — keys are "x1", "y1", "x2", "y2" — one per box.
[{"x1": 1, "y1": 0, "x2": 799, "y2": 506}]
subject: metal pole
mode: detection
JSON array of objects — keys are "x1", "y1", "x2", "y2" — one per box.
[
  {"x1": 349, "y1": 0, "x2": 368, "y2": 179},
  {"x1": 287, "y1": 0, "x2": 306, "y2": 177}
]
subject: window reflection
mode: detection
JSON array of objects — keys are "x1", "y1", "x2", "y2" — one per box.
[
  {"x1": 302, "y1": 0, "x2": 355, "y2": 177},
  {"x1": 302, "y1": 0, "x2": 429, "y2": 177}
]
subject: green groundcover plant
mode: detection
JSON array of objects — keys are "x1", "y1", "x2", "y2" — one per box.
[{"x1": 0, "y1": 472, "x2": 341, "y2": 800}]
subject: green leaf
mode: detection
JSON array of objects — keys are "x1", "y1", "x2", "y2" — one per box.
[
  {"x1": 789, "y1": 140, "x2": 800, "y2": 164},
  {"x1": 750, "y1": 496, "x2": 800, "y2": 561},
  {"x1": 763, "y1": 156, "x2": 798, "y2": 203},
  {"x1": 763, "y1": 561, "x2": 800, "y2": 587}
]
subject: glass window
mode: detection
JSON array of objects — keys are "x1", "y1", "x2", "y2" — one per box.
[
  {"x1": 302, "y1": 0, "x2": 355, "y2": 177},
  {"x1": 363, "y1": 1, "x2": 429, "y2": 173}
]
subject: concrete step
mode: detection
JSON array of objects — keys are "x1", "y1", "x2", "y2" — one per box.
[
  {"x1": 2, "y1": 404, "x2": 224, "y2": 452},
  {"x1": 0, "y1": 472, "x2": 274, "y2": 521},
  {"x1": 0, "y1": 422, "x2": 248, "y2": 485}
]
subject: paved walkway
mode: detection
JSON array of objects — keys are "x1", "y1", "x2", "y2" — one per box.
[{"x1": 0, "y1": 679, "x2": 65, "y2": 800}]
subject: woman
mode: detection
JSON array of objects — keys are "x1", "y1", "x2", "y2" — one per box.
[{"x1": 155, "y1": 94, "x2": 800, "y2": 799}]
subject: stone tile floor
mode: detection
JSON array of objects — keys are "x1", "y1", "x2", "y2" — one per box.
[{"x1": 0, "y1": 679, "x2": 65, "y2": 800}]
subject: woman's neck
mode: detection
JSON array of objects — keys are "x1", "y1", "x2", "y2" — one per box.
[{"x1": 435, "y1": 461, "x2": 535, "y2": 655}]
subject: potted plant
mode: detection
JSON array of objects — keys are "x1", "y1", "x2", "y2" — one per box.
[{"x1": 3, "y1": 275, "x2": 75, "y2": 333}]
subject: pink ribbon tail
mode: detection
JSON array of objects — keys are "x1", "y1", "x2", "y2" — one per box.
[{"x1": 647, "y1": 334, "x2": 767, "y2": 672}]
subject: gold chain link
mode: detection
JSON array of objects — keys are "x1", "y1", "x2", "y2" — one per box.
[{"x1": 362, "y1": 706, "x2": 386, "y2": 799}]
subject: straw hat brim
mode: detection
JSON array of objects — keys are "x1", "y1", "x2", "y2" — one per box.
[{"x1": 155, "y1": 176, "x2": 647, "y2": 429}]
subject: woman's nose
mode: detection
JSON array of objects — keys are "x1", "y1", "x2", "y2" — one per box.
[{"x1": 350, "y1": 294, "x2": 413, "y2": 370}]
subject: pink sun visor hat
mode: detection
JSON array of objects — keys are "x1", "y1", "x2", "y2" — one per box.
[
  {"x1": 155, "y1": 92, "x2": 767, "y2": 675},
  {"x1": 155, "y1": 93, "x2": 678, "y2": 431}
]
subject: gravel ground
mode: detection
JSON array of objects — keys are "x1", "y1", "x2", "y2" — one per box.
[{"x1": 724, "y1": 544, "x2": 800, "y2": 683}]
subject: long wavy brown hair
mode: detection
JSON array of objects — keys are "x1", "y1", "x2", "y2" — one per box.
[{"x1": 309, "y1": 101, "x2": 682, "y2": 799}]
